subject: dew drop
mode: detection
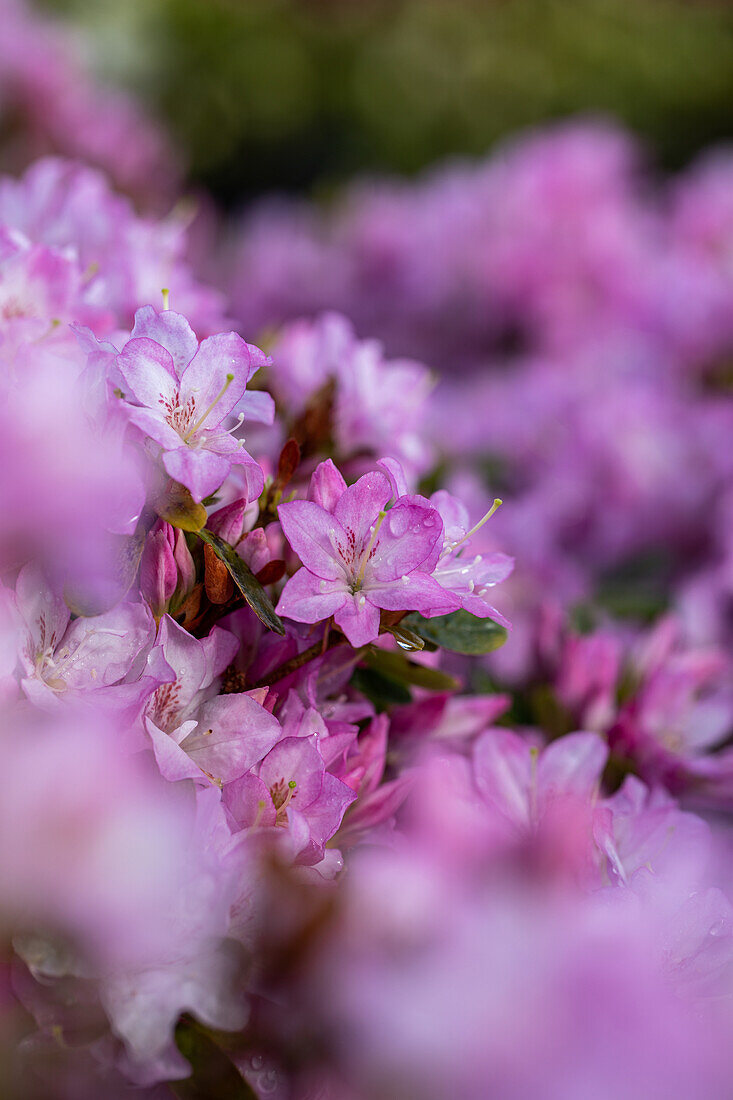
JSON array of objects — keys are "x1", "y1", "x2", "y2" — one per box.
[{"x1": 388, "y1": 509, "x2": 411, "y2": 537}]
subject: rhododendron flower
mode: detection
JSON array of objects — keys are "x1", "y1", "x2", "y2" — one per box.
[
  {"x1": 0, "y1": 226, "x2": 101, "y2": 344},
  {"x1": 15, "y1": 564, "x2": 154, "y2": 709},
  {"x1": 470, "y1": 728, "x2": 609, "y2": 874},
  {"x1": 139, "y1": 519, "x2": 195, "y2": 620},
  {"x1": 276, "y1": 463, "x2": 450, "y2": 646},
  {"x1": 224, "y1": 733, "x2": 357, "y2": 866},
  {"x1": 426, "y1": 489, "x2": 514, "y2": 624},
  {"x1": 270, "y1": 312, "x2": 435, "y2": 475},
  {"x1": 609, "y1": 617, "x2": 733, "y2": 801},
  {"x1": 116, "y1": 305, "x2": 270, "y2": 501},
  {"x1": 144, "y1": 616, "x2": 281, "y2": 785},
  {"x1": 0, "y1": 159, "x2": 226, "y2": 334}
]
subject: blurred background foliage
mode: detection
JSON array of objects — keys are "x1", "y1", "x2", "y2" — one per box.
[{"x1": 39, "y1": 0, "x2": 733, "y2": 202}]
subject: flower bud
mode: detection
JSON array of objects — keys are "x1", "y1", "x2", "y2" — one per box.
[{"x1": 140, "y1": 520, "x2": 177, "y2": 619}]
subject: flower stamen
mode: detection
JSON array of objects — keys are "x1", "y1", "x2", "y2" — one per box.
[{"x1": 182, "y1": 373, "x2": 235, "y2": 441}]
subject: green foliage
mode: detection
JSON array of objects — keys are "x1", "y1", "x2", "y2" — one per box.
[
  {"x1": 364, "y1": 646, "x2": 460, "y2": 691},
  {"x1": 172, "y1": 1018, "x2": 256, "y2": 1100},
  {"x1": 41, "y1": 0, "x2": 733, "y2": 197},
  {"x1": 404, "y1": 609, "x2": 508, "y2": 655},
  {"x1": 350, "y1": 665, "x2": 412, "y2": 709},
  {"x1": 197, "y1": 529, "x2": 285, "y2": 634}
]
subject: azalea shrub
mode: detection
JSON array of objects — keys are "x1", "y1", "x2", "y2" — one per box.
[{"x1": 2, "y1": 6, "x2": 733, "y2": 1100}]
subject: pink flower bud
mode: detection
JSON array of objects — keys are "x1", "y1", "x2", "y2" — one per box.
[
  {"x1": 140, "y1": 520, "x2": 177, "y2": 618},
  {"x1": 172, "y1": 527, "x2": 196, "y2": 598},
  {"x1": 208, "y1": 498, "x2": 248, "y2": 544}
]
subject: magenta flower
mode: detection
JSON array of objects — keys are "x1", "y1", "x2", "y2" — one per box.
[
  {"x1": 427, "y1": 489, "x2": 514, "y2": 625},
  {"x1": 139, "y1": 519, "x2": 195, "y2": 620},
  {"x1": 144, "y1": 616, "x2": 281, "y2": 786},
  {"x1": 116, "y1": 306, "x2": 271, "y2": 501},
  {"x1": 224, "y1": 733, "x2": 357, "y2": 866},
  {"x1": 275, "y1": 462, "x2": 449, "y2": 647},
  {"x1": 15, "y1": 564, "x2": 155, "y2": 709}
]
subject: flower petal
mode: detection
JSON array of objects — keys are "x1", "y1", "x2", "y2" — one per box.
[
  {"x1": 275, "y1": 568, "x2": 347, "y2": 624},
  {"x1": 538, "y1": 731, "x2": 608, "y2": 800},
  {"x1": 163, "y1": 446, "x2": 230, "y2": 503},
  {"x1": 473, "y1": 728, "x2": 533, "y2": 830},
  {"x1": 117, "y1": 336, "x2": 178, "y2": 410},
  {"x1": 334, "y1": 470, "x2": 392, "y2": 547},
  {"x1": 131, "y1": 306, "x2": 198, "y2": 377},
  {"x1": 259, "y1": 736, "x2": 325, "y2": 808},
  {"x1": 368, "y1": 500, "x2": 443, "y2": 582},
  {"x1": 366, "y1": 571, "x2": 459, "y2": 615},
  {"x1": 179, "y1": 333, "x2": 259, "y2": 425},
  {"x1": 278, "y1": 500, "x2": 350, "y2": 581},
  {"x1": 223, "y1": 773, "x2": 276, "y2": 829},
  {"x1": 334, "y1": 595, "x2": 381, "y2": 648},
  {"x1": 124, "y1": 406, "x2": 183, "y2": 450},
  {"x1": 235, "y1": 390, "x2": 275, "y2": 425},
  {"x1": 182, "y1": 694, "x2": 281, "y2": 783},
  {"x1": 309, "y1": 459, "x2": 347, "y2": 513}
]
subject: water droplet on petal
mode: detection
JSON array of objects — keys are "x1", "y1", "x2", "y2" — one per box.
[{"x1": 388, "y1": 509, "x2": 411, "y2": 537}]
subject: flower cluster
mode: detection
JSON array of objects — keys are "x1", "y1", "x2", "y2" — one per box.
[
  {"x1": 0, "y1": 146, "x2": 519, "y2": 1096},
  {"x1": 2, "y1": 85, "x2": 733, "y2": 1100}
]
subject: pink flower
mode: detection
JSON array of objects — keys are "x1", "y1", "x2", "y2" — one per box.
[
  {"x1": 224, "y1": 732, "x2": 356, "y2": 867},
  {"x1": 270, "y1": 312, "x2": 435, "y2": 477},
  {"x1": 0, "y1": 159, "x2": 225, "y2": 333},
  {"x1": 116, "y1": 305, "x2": 270, "y2": 501},
  {"x1": 15, "y1": 564, "x2": 155, "y2": 710},
  {"x1": 473, "y1": 727, "x2": 608, "y2": 836},
  {"x1": 427, "y1": 488, "x2": 513, "y2": 625},
  {"x1": 276, "y1": 462, "x2": 449, "y2": 647},
  {"x1": 144, "y1": 616, "x2": 281, "y2": 786},
  {"x1": 139, "y1": 519, "x2": 195, "y2": 619}
]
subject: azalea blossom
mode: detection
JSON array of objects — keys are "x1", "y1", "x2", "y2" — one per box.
[
  {"x1": 116, "y1": 305, "x2": 271, "y2": 501},
  {"x1": 276, "y1": 461, "x2": 451, "y2": 646},
  {"x1": 15, "y1": 564, "x2": 155, "y2": 709},
  {"x1": 143, "y1": 615, "x2": 281, "y2": 786}
]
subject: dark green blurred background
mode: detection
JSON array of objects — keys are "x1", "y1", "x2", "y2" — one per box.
[{"x1": 40, "y1": 0, "x2": 733, "y2": 202}]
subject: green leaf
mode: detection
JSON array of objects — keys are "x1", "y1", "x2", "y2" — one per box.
[
  {"x1": 197, "y1": 529, "x2": 285, "y2": 635},
  {"x1": 383, "y1": 622, "x2": 424, "y2": 652},
  {"x1": 364, "y1": 647, "x2": 460, "y2": 691},
  {"x1": 350, "y1": 666, "x2": 411, "y2": 709},
  {"x1": 403, "y1": 610, "x2": 508, "y2": 655},
  {"x1": 154, "y1": 480, "x2": 207, "y2": 532},
  {"x1": 172, "y1": 1018, "x2": 256, "y2": 1100}
]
